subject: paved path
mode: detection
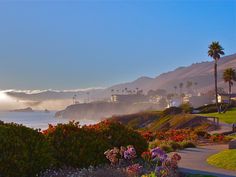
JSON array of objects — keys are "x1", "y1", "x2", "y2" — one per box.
[
  {"x1": 178, "y1": 144, "x2": 236, "y2": 177},
  {"x1": 209, "y1": 122, "x2": 233, "y2": 134}
]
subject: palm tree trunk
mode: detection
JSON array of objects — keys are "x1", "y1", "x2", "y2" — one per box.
[
  {"x1": 223, "y1": 82, "x2": 232, "y2": 113},
  {"x1": 214, "y1": 61, "x2": 220, "y2": 113},
  {"x1": 229, "y1": 82, "x2": 231, "y2": 104}
]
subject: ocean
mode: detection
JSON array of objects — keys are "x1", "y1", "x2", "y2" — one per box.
[{"x1": 0, "y1": 111, "x2": 98, "y2": 130}]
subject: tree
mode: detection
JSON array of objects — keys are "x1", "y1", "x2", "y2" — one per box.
[
  {"x1": 155, "y1": 89, "x2": 167, "y2": 96},
  {"x1": 174, "y1": 86, "x2": 177, "y2": 95},
  {"x1": 111, "y1": 89, "x2": 114, "y2": 95},
  {"x1": 159, "y1": 97, "x2": 168, "y2": 108},
  {"x1": 194, "y1": 82, "x2": 198, "y2": 95},
  {"x1": 208, "y1": 41, "x2": 225, "y2": 113},
  {"x1": 223, "y1": 68, "x2": 236, "y2": 104},
  {"x1": 179, "y1": 82, "x2": 183, "y2": 95},
  {"x1": 179, "y1": 83, "x2": 184, "y2": 104},
  {"x1": 186, "y1": 81, "x2": 193, "y2": 93}
]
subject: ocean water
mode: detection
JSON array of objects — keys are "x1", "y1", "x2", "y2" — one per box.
[{"x1": 0, "y1": 111, "x2": 98, "y2": 130}]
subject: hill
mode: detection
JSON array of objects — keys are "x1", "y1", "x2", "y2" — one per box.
[
  {"x1": 4, "y1": 53, "x2": 236, "y2": 111},
  {"x1": 107, "y1": 53, "x2": 236, "y2": 94},
  {"x1": 107, "y1": 107, "x2": 215, "y2": 131}
]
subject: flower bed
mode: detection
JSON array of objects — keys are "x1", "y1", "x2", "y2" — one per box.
[
  {"x1": 104, "y1": 145, "x2": 181, "y2": 177},
  {"x1": 140, "y1": 128, "x2": 231, "y2": 153}
]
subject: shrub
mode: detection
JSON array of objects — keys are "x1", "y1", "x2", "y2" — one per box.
[
  {"x1": 92, "y1": 121, "x2": 148, "y2": 156},
  {"x1": 161, "y1": 107, "x2": 183, "y2": 117},
  {"x1": 44, "y1": 121, "x2": 148, "y2": 168},
  {"x1": 149, "y1": 140, "x2": 161, "y2": 149},
  {"x1": 180, "y1": 141, "x2": 196, "y2": 149},
  {"x1": 194, "y1": 128, "x2": 209, "y2": 137},
  {"x1": 179, "y1": 103, "x2": 193, "y2": 113},
  {"x1": 45, "y1": 121, "x2": 110, "y2": 168},
  {"x1": 195, "y1": 104, "x2": 229, "y2": 114},
  {"x1": 160, "y1": 144, "x2": 173, "y2": 153},
  {"x1": 169, "y1": 141, "x2": 182, "y2": 151},
  {"x1": 40, "y1": 166, "x2": 128, "y2": 177},
  {"x1": 0, "y1": 122, "x2": 54, "y2": 177}
]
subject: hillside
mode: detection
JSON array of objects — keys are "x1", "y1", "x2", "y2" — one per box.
[
  {"x1": 107, "y1": 53, "x2": 236, "y2": 93},
  {"x1": 55, "y1": 102, "x2": 161, "y2": 120},
  {"x1": 5, "y1": 53, "x2": 236, "y2": 110},
  {"x1": 107, "y1": 107, "x2": 215, "y2": 131}
]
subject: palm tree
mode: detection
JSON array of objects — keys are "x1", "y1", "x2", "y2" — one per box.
[
  {"x1": 174, "y1": 86, "x2": 177, "y2": 95},
  {"x1": 179, "y1": 82, "x2": 184, "y2": 103},
  {"x1": 179, "y1": 82, "x2": 183, "y2": 95},
  {"x1": 86, "y1": 92, "x2": 90, "y2": 102},
  {"x1": 111, "y1": 89, "x2": 114, "y2": 95},
  {"x1": 223, "y1": 68, "x2": 236, "y2": 104},
  {"x1": 125, "y1": 88, "x2": 128, "y2": 94},
  {"x1": 186, "y1": 81, "x2": 193, "y2": 93},
  {"x1": 208, "y1": 41, "x2": 225, "y2": 113}
]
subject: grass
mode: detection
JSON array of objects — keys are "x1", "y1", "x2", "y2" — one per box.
[
  {"x1": 200, "y1": 108, "x2": 236, "y2": 124},
  {"x1": 207, "y1": 149, "x2": 236, "y2": 170},
  {"x1": 185, "y1": 175, "x2": 216, "y2": 177},
  {"x1": 147, "y1": 113, "x2": 196, "y2": 131},
  {"x1": 227, "y1": 134, "x2": 236, "y2": 139}
]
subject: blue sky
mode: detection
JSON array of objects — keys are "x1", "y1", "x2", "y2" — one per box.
[{"x1": 0, "y1": 0, "x2": 235, "y2": 90}]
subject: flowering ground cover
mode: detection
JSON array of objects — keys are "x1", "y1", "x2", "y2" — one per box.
[
  {"x1": 104, "y1": 145, "x2": 181, "y2": 177},
  {"x1": 140, "y1": 128, "x2": 232, "y2": 154}
]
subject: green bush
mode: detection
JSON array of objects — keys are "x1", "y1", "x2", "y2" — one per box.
[
  {"x1": 169, "y1": 141, "x2": 182, "y2": 150},
  {"x1": 45, "y1": 121, "x2": 148, "y2": 168},
  {"x1": 149, "y1": 139, "x2": 161, "y2": 149},
  {"x1": 98, "y1": 121, "x2": 148, "y2": 156},
  {"x1": 180, "y1": 141, "x2": 196, "y2": 149},
  {"x1": 196, "y1": 104, "x2": 230, "y2": 114},
  {"x1": 45, "y1": 122, "x2": 110, "y2": 168},
  {"x1": 194, "y1": 128, "x2": 209, "y2": 137},
  {"x1": 161, "y1": 107, "x2": 183, "y2": 117},
  {"x1": 180, "y1": 103, "x2": 193, "y2": 113},
  {"x1": 0, "y1": 122, "x2": 54, "y2": 177},
  {"x1": 160, "y1": 144, "x2": 173, "y2": 153}
]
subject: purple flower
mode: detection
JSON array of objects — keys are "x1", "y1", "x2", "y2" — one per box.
[
  {"x1": 155, "y1": 166, "x2": 164, "y2": 173},
  {"x1": 151, "y1": 147, "x2": 165, "y2": 158},
  {"x1": 124, "y1": 146, "x2": 137, "y2": 160}
]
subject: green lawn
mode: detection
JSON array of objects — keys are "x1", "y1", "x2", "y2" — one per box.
[
  {"x1": 207, "y1": 149, "x2": 236, "y2": 170},
  {"x1": 186, "y1": 175, "x2": 216, "y2": 177},
  {"x1": 227, "y1": 134, "x2": 236, "y2": 139},
  {"x1": 200, "y1": 108, "x2": 236, "y2": 124}
]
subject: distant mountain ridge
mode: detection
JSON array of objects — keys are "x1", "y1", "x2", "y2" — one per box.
[
  {"x1": 107, "y1": 53, "x2": 236, "y2": 93},
  {"x1": 6, "y1": 53, "x2": 236, "y2": 103}
]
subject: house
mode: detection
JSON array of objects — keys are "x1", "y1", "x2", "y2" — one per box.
[
  {"x1": 167, "y1": 96, "x2": 182, "y2": 108},
  {"x1": 218, "y1": 93, "x2": 236, "y2": 103},
  {"x1": 149, "y1": 95, "x2": 163, "y2": 103},
  {"x1": 189, "y1": 95, "x2": 212, "y2": 107},
  {"x1": 111, "y1": 94, "x2": 148, "y2": 103}
]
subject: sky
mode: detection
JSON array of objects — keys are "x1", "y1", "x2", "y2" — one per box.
[{"x1": 0, "y1": 0, "x2": 235, "y2": 90}]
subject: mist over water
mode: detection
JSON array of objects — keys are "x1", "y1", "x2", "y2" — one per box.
[
  {"x1": 0, "y1": 91, "x2": 98, "y2": 129},
  {"x1": 0, "y1": 111, "x2": 98, "y2": 130},
  {"x1": 0, "y1": 91, "x2": 73, "y2": 111}
]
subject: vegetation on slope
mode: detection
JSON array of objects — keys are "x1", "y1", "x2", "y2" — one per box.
[
  {"x1": 109, "y1": 111, "x2": 162, "y2": 129},
  {"x1": 108, "y1": 106, "x2": 213, "y2": 131}
]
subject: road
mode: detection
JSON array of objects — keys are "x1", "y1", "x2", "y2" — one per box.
[{"x1": 178, "y1": 144, "x2": 236, "y2": 177}]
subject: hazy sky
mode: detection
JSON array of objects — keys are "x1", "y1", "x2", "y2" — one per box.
[{"x1": 0, "y1": 0, "x2": 235, "y2": 90}]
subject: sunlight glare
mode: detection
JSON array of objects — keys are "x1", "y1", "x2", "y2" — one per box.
[{"x1": 0, "y1": 91, "x2": 12, "y2": 102}]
